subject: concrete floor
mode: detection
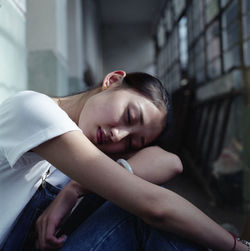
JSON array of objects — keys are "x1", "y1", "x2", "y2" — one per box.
[{"x1": 164, "y1": 172, "x2": 247, "y2": 235}]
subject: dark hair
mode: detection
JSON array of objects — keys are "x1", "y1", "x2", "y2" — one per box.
[
  {"x1": 120, "y1": 72, "x2": 173, "y2": 148},
  {"x1": 76, "y1": 72, "x2": 173, "y2": 149},
  {"x1": 122, "y1": 72, "x2": 170, "y2": 112}
]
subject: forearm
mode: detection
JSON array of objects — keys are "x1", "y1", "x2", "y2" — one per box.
[
  {"x1": 35, "y1": 180, "x2": 88, "y2": 249},
  {"x1": 122, "y1": 148, "x2": 242, "y2": 249},
  {"x1": 125, "y1": 146, "x2": 183, "y2": 184},
  {"x1": 51, "y1": 181, "x2": 89, "y2": 213},
  {"x1": 55, "y1": 146, "x2": 181, "y2": 208},
  {"x1": 142, "y1": 186, "x2": 247, "y2": 251},
  {"x1": 66, "y1": 180, "x2": 90, "y2": 198},
  {"x1": 68, "y1": 179, "x2": 247, "y2": 250},
  {"x1": 33, "y1": 132, "x2": 247, "y2": 250},
  {"x1": 70, "y1": 174, "x2": 237, "y2": 250}
]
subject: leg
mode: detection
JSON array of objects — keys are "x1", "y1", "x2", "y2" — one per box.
[
  {"x1": 60, "y1": 201, "x2": 207, "y2": 251},
  {"x1": 56, "y1": 193, "x2": 106, "y2": 237},
  {"x1": 2, "y1": 183, "x2": 60, "y2": 251},
  {"x1": 3, "y1": 189, "x2": 106, "y2": 250},
  {"x1": 144, "y1": 228, "x2": 207, "y2": 251}
]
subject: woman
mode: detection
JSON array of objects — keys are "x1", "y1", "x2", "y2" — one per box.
[{"x1": 0, "y1": 71, "x2": 248, "y2": 250}]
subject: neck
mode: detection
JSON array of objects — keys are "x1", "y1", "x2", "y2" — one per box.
[{"x1": 52, "y1": 87, "x2": 102, "y2": 125}]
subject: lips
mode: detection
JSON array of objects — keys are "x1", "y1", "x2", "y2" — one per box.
[
  {"x1": 97, "y1": 127, "x2": 108, "y2": 144},
  {"x1": 97, "y1": 127, "x2": 102, "y2": 144}
]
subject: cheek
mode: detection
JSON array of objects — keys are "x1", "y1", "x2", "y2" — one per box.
[
  {"x1": 78, "y1": 108, "x2": 95, "y2": 141},
  {"x1": 79, "y1": 99, "x2": 102, "y2": 127},
  {"x1": 78, "y1": 109, "x2": 88, "y2": 130}
]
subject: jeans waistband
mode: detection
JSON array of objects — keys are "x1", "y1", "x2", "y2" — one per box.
[{"x1": 38, "y1": 181, "x2": 61, "y2": 194}]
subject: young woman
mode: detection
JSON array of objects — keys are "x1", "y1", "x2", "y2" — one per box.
[{"x1": 0, "y1": 71, "x2": 248, "y2": 250}]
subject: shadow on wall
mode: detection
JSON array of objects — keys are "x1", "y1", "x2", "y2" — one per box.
[{"x1": 83, "y1": 65, "x2": 95, "y2": 87}]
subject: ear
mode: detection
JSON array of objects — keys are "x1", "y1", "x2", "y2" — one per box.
[{"x1": 102, "y1": 70, "x2": 126, "y2": 90}]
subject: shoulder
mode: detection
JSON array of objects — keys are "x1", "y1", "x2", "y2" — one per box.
[
  {"x1": 0, "y1": 90, "x2": 81, "y2": 141},
  {"x1": 3, "y1": 90, "x2": 54, "y2": 109},
  {"x1": 1, "y1": 91, "x2": 68, "y2": 125},
  {"x1": 1, "y1": 90, "x2": 47, "y2": 104},
  {"x1": 0, "y1": 91, "x2": 81, "y2": 167},
  {"x1": 0, "y1": 91, "x2": 54, "y2": 116}
]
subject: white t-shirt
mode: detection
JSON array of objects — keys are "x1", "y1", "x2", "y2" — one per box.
[{"x1": 0, "y1": 91, "x2": 81, "y2": 247}]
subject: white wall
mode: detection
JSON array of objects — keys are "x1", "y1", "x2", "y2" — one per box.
[
  {"x1": 26, "y1": 0, "x2": 56, "y2": 53},
  {"x1": 67, "y1": 0, "x2": 83, "y2": 79},
  {"x1": 26, "y1": 0, "x2": 67, "y2": 61},
  {"x1": 27, "y1": 0, "x2": 104, "y2": 94},
  {"x1": 56, "y1": 0, "x2": 67, "y2": 61},
  {"x1": 82, "y1": 0, "x2": 103, "y2": 84},
  {"x1": 67, "y1": 0, "x2": 86, "y2": 92},
  {"x1": 0, "y1": 0, "x2": 27, "y2": 103},
  {"x1": 0, "y1": 0, "x2": 104, "y2": 101},
  {"x1": 26, "y1": 0, "x2": 68, "y2": 96}
]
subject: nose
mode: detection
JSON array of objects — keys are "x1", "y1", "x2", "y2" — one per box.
[{"x1": 110, "y1": 127, "x2": 130, "y2": 143}]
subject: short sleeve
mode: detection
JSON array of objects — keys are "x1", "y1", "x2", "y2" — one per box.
[{"x1": 0, "y1": 91, "x2": 81, "y2": 167}]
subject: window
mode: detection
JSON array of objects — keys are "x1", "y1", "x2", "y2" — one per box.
[
  {"x1": 205, "y1": 0, "x2": 219, "y2": 24},
  {"x1": 242, "y1": 0, "x2": 250, "y2": 66},
  {"x1": 206, "y1": 21, "x2": 222, "y2": 78},
  {"x1": 222, "y1": 0, "x2": 241, "y2": 71},
  {"x1": 179, "y1": 16, "x2": 188, "y2": 69},
  {"x1": 194, "y1": 37, "x2": 205, "y2": 83}
]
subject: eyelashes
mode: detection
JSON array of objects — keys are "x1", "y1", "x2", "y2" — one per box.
[
  {"x1": 127, "y1": 108, "x2": 132, "y2": 150},
  {"x1": 127, "y1": 108, "x2": 131, "y2": 124},
  {"x1": 126, "y1": 107, "x2": 141, "y2": 151}
]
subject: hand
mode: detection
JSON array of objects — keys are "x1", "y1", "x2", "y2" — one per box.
[
  {"x1": 236, "y1": 240, "x2": 249, "y2": 251},
  {"x1": 36, "y1": 181, "x2": 89, "y2": 250}
]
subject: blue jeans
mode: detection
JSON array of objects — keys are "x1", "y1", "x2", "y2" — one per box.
[
  {"x1": 2, "y1": 183, "x2": 60, "y2": 251},
  {"x1": 60, "y1": 201, "x2": 206, "y2": 251},
  {"x1": 3, "y1": 183, "x2": 206, "y2": 251}
]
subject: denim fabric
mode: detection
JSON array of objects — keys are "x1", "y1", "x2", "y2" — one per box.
[
  {"x1": 3, "y1": 183, "x2": 206, "y2": 251},
  {"x1": 60, "y1": 200, "x2": 206, "y2": 251},
  {"x1": 2, "y1": 183, "x2": 60, "y2": 251}
]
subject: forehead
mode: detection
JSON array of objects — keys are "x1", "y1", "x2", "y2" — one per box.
[
  {"x1": 115, "y1": 87, "x2": 165, "y2": 121},
  {"x1": 112, "y1": 87, "x2": 155, "y2": 105},
  {"x1": 109, "y1": 86, "x2": 166, "y2": 133}
]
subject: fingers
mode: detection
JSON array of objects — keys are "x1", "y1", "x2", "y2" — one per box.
[
  {"x1": 36, "y1": 234, "x2": 67, "y2": 250},
  {"x1": 36, "y1": 228, "x2": 67, "y2": 250},
  {"x1": 36, "y1": 236, "x2": 67, "y2": 250},
  {"x1": 36, "y1": 215, "x2": 67, "y2": 250}
]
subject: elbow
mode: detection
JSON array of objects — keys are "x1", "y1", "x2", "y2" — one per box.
[
  {"x1": 153, "y1": 146, "x2": 183, "y2": 175},
  {"x1": 163, "y1": 152, "x2": 183, "y2": 177},
  {"x1": 143, "y1": 207, "x2": 166, "y2": 228},
  {"x1": 141, "y1": 193, "x2": 171, "y2": 229},
  {"x1": 172, "y1": 155, "x2": 183, "y2": 175}
]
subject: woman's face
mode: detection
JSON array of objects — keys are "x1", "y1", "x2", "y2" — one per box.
[{"x1": 79, "y1": 86, "x2": 166, "y2": 153}]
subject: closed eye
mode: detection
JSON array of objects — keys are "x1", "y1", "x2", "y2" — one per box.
[{"x1": 127, "y1": 108, "x2": 131, "y2": 124}]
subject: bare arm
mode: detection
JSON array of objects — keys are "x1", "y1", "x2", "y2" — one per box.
[
  {"x1": 33, "y1": 131, "x2": 247, "y2": 251},
  {"x1": 36, "y1": 181, "x2": 89, "y2": 249},
  {"x1": 126, "y1": 146, "x2": 182, "y2": 184},
  {"x1": 107, "y1": 145, "x2": 182, "y2": 184},
  {"x1": 35, "y1": 145, "x2": 181, "y2": 249}
]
